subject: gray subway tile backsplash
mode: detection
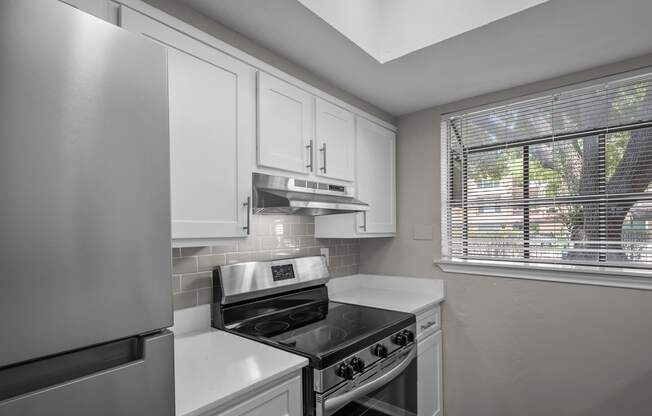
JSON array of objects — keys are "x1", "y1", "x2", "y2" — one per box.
[
  {"x1": 180, "y1": 272, "x2": 212, "y2": 291},
  {"x1": 172, "y1": 256, "x2": 198, "y2": 274},
  {"x1": 172, "y1": 215, "x2": 359, "y2": 310},
  {"x1": 197, "y1": 254, "x2": 227, "y2": 271},
  {"x1": 172, "y1": 290, "x2": 197, "y2": 310},
  {"x1": 179, "y1": 246, "x2": 211, "y2": 257}
]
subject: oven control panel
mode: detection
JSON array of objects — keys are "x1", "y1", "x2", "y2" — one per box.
[
  {"x1": 271, "y1": 264, "x2": 295, "y2": 281},
  {"x1": 314, "y1": 323, "x2": 417, "y2": 393}
]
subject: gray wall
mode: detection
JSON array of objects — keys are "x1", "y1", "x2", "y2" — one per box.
[
  {"x1": 142, "y1": 0, "x2": 395, "y2": 125},
  {"x1": 360, "y1": 54, "x2": 652, "y2": 416}
]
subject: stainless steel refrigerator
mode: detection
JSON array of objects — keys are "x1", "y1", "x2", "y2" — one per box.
[{"x1": 0, "y1": 0, "x2": 174, "y2": 414}]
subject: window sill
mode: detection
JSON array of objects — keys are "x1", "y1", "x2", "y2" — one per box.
[{"x1": 434, "y1": 258, "x2": 652, "y2": 290}]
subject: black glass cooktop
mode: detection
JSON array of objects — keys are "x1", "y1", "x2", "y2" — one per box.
[
  {"x1": 223, "y1": 287, "x2": 414, "y2": 368},
  {"x1": 270, "y1": 302, "x2": 409, "y2": 353}
]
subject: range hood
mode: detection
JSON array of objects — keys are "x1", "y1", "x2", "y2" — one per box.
[{"x1": 253, "y1": 173, "x2": 369, "y2": 216}]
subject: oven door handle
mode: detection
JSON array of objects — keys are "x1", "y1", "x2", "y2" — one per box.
[{"x1": 324, "y1": 346, "x2": 417, "y2": 412}]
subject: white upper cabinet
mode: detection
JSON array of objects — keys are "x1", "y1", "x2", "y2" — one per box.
[
  {"x1": 121, "y1": 8, "x2": 254, "y2": 243},
  {"x1": 356, "y1": 117, "x2": 396, "y2": 234},
  {"x1": 315, "y1": 98, "x2": 355, "y2": 182},
  {"x1": 257, "y1": 72, "x2": 314, "y2": 175},
  {"x1": 315, "y1": 117, "x2": 396, "y2": 238},
  {"x1": 119, "y1": 2, "x2": 397, "y2": 243}
]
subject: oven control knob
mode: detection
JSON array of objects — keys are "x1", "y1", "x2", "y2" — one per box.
[
  {"x1": 401, "y1": 329, "x2": 415, "y2": 343},
  {"x1": 393, "y1": 333, "x2": 409, "y2": 347},
  {"x1": 350, "y1": 357, "x2": 365, "y2": 372},
  {"x1": 372, "y1": 344, "x2": 388, "y2": 358},
  {"x1": 335, "y1": 363, "x2": 355, "y2": 380}
]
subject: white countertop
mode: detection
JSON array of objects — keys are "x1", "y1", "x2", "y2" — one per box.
[
  {"x1": 173, "y1": 306, "x2": 307, "y2": 416},
  {"x1": 328, "y1": 274, "x2": 445, "y2": 314}
]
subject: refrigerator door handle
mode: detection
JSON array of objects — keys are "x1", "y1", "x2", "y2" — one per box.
[
  {"x1": 0, "y1": 336, "x2": 144, "y2": 402},
  {"x1": 0, "y1": 331, "x2": 174, "y2": 415}
]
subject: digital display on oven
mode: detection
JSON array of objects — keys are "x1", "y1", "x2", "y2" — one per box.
[{"x1": 271, "y1": 264, "x2": 295, "y2": 281}]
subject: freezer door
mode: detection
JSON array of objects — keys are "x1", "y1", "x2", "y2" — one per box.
[
  {"x1": 0, "y1": 0, "x2": 172, "y2": 366},
  {"x1": 0, "y1": 331, "x2": 174, "y2": 416}
]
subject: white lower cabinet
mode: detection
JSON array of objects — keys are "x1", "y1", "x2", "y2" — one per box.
[
  {"x1": 209, "y1": 373, "x2": 302, "y2": 416},
  {"x1": 418, "y1": 330, "x2": 443, "y2": 416},
  {"x1": 120, "y1": 7, "x2": 255, "y2": 244}
]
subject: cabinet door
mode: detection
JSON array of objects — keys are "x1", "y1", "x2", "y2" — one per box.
[
  {"x1": 121, "y1": 8, "x2": 254, "y2": 240},
  {"x1": 216, "y1": 374, "x2": 302, "y2": 416},
  {"x1": 258, "y1": 72, "x2": 313, "y2": 175},
  {"x1": 356, "y1": 118, "x2": 396, "y2": 234},
  {"x1": 315, "y1": 98, "x2": 355, "y2": 181},
  {"x1": 418, "y1": 331, "x2": 443, "y2": 416}
]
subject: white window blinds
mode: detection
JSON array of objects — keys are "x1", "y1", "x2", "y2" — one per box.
[{"x1": 442, "y1": 71, "x2": 652, "y2": 268}]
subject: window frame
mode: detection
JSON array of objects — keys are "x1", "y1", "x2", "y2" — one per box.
[{"x1": 438, "y1": 68, "x2": 652, "y2": 288}]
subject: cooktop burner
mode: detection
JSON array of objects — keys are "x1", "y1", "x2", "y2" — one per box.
[
  {"x1": 253, "y1": 320, "x2": 290, "y2": 334},
  {"x1": 289, "y1": 310, "x2": 324, "y2": 323}
]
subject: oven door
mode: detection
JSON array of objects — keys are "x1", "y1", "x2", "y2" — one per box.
[{"x1": 316, "y1": 345, "x2": 417, "y2": 416}]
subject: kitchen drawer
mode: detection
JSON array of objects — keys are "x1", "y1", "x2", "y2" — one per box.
[{"x1": 416, "y1": 305, "x2": 440, "y2": 340}]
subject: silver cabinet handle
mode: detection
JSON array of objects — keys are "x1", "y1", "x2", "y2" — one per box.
[
  {"x1": 319, "y1": 143, "x2": 327, "y2": 173},
  {"x1": 324, "y1": 347, "x2": 416, "y2": 412},
  {"x1": 242, "y1": 197, "x2": 251, "y2": 235},
  {"x1": 420, "y1": 320, "x2": 437, "y2": 330},
  {"x1": 359, "y1": 211, "x2": 367, "y2": 231},
  {"x1": 306, "y1": 140, "x2": 313, "y2": 171}
]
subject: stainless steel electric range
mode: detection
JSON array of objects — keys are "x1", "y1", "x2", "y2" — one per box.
[{"x1": 211, "y1": 256, "x2": 417, "y2": 416}]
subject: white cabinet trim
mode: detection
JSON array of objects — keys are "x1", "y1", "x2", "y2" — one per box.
[{"x1": 114, "y1": 0, "x2": 396, "y2": 133}]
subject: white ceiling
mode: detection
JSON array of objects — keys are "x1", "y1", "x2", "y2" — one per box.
[
  {"x1": 178, "y1": 0, "x2": 652, "y2": 116},
  {"x1": 297, "y1": 0, "x2": 549, "y2": 64}
]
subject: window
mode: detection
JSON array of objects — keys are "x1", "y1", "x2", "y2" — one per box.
[
  {"x1": 442, "y1": 71, "x2": 652, "y2": 270},
  {"x1": 478, "y1": 206, "x2": 501, "y2": 214},
  {"x1": 477, "y1": 179, "x2": 500, "y2": 189}
]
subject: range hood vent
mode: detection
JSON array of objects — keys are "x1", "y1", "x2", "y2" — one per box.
[{"x1": 253, "y1": 173, "x2": 369, "y2": 216}]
